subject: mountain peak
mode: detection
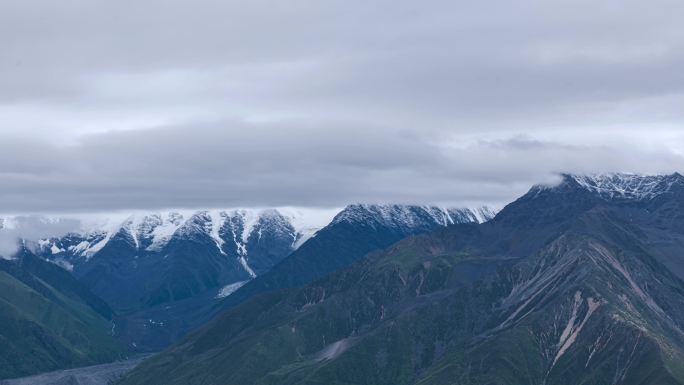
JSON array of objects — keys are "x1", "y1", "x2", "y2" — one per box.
[
  {"x1": 331, "y1": 204, "x2": 496, "y2": 227},
  {"x1": 564, "y1": 172, "x2": 684, "y2": 201},
  {"x1": 528, "y1": 172, "x2": 684, "y2": 202}
]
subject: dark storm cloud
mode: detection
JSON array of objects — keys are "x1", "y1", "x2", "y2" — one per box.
[{"x1": 1, "y1": 0, "x2": 684, "y2": 213}]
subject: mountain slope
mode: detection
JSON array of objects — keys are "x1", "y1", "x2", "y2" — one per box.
[
  {"x1": 119, "y1": 173, "x2": 684, "y2": 385},
  {"x1": 21, "y1": 205, "x2": 491, "y2": 352},
  {"x1": 110, "y1": 204, "x2": 492, "y2": 351},
  {"x1": 216, "y1": 205, "x2": 495, "y2": 312},
  {"x1": 0, "y1": 250, "x2": 124, "y2": 380},
  {"x1": 32, "y1": 209, "x2": 332, "y2": 312},
  {"x1": 43, "y1": 209, "x2": 336, "y2": 351}
]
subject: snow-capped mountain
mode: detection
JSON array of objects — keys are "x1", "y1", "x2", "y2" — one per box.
[
  {"x1": 27, "y1": 208, "x2": 337, "y2": 312},
  {"x1": 532, "y1": 172, "x2": 684, "y2": 202},
  {"x1": 1, "y1": 204, "x2": 496, "y2": 351},
  {"x1": 34, "y1": 208, "x2": 337, "y2": 267},
  {"x1": 7, "y1": 205, "x2": 496, "y2": 278},
  {"x1": 331, "y1": 204, "x2": 496, "y2": 228},
  {"x1": 217, "y1": 203, "x2": 497, "y2": 315},
  {"x1": 1, "y1": 205, "x2": 496, "y2": 306},
  {"x1": 119, "y1": 173, "x2": 684, "y2": 385}
]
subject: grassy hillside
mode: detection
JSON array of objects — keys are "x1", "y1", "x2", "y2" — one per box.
[{"x1": 0, "y1": 253, "x2": 124, "y2": 379}]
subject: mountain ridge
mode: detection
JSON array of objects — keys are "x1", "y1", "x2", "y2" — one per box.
[
  {"x1": 118, "y1": 173, "x2": 684, "y2": 385},
  {"x1": 214, "y1": 204, "x2": 495, "y2": 313},
  {"x1": 0, "y1": 204, "x2": 494, "y2": 353}
]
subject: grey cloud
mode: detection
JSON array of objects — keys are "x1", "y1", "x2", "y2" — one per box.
[
  {"x1": 0, "y1": 125, "x2": 682, "y2": 213},
  {"x1": 1, "y1": 0, "x2": 684, "y2": 213},
  {"x1": 0, "y1": 217, "x2": 81, "y2": 257}
]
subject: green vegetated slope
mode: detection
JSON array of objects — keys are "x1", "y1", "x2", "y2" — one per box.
[
  {"x1": 0, "y1": 252, "x2": 124, "y2": 379},
  {"x1": 120, "y1": 174, "x2": 684, "y2": 385}
]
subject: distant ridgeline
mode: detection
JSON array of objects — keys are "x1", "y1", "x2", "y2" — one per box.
[{"x1": 0, "y1": 204, "x2": 494, "y2": 379}]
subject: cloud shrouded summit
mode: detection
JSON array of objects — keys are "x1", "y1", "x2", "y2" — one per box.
[{"x1": 1, "y1": 0, "x2": 684, "y2": 213}]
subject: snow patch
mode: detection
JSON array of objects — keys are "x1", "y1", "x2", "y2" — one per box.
[
  {"x1": 237, "y1": 209, "x2": 259, "y2": 244},
  {"x1": 238, "y1": 255, "x2": 256, "y2": 278},
  {"x1": 315, "y1": 337, "x2": 357, "y2": 361},
  {"x1": 146, "y1": 213, "x2": 185, "y2": 251},
  {"x1": 50, "y1": 244, "x2": 64, "y2": 254},
  {"x1": 216, "y1": 280, "x2": 249, "y2": 298},
  {"x1": 552, "y1": 292, "x2": 602, "y2": 367},
  {"x1": 207, "y1": 211, "x2": 227, "y2": 255},
  {"x1": 292, "y1": 228, "x2": 319, "y2": 249}
]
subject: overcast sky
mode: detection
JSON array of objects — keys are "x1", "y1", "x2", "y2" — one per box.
[{"x1": 2, "y1": 0, "x2": 684, "y2": 214}]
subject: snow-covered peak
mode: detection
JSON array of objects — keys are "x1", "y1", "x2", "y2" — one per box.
[
  {"x1": 37, "y1": 208, "x2": 342, "y2": 258},
  {"x1": 139, "y1": 212, "x2": 187, "y2": 251},
  {"x1": 566, "y1": 173, "x2": 684, "y2": 201},
  {"x1": 331, "y1": 204, "x2": 496, "y2": 228},
  {"x1": 7, "y1": 204, "x2": 499, "y2": 263},
  {"x1": 62, "y1": 211, "x2": 191, "y2": 257},
  {"x1": 264, "y1": 207, "x2": 341, "y2": 248}
]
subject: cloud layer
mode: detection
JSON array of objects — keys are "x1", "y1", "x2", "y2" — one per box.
[
  {"x1": 0, "y1": 217, "x2": 81, "y2": 257},
  {"x1": 1, "y1": 0, "x2": 684, "y2": 213}
]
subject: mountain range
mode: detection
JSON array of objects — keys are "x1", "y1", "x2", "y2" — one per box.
[
  {"x1": 8, "y1": 173, "x2": 683, "y2": 384},
  {"x1": 117, "y1": 173, "x2": 684, "y2": 385},
  {"x1": 216, "y1": 205, "x2": 496, "y2": 314},
  {"x1": 0, "y1": 204, "x2": 494, "y2": 378}
]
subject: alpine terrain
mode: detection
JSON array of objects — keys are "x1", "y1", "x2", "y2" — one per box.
[
  {"x1": 216, "y1": 205, "x2": 496, "y2": 313},
  {"x1": 0, "y1": 203, "x2": 493, "y2": 372},
  {"x1": 27, "y1": 208, "x2": 337, "y2": 351},
  {"x1": 118, "y1": 173, "x2": 684, "y2": 385}
]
